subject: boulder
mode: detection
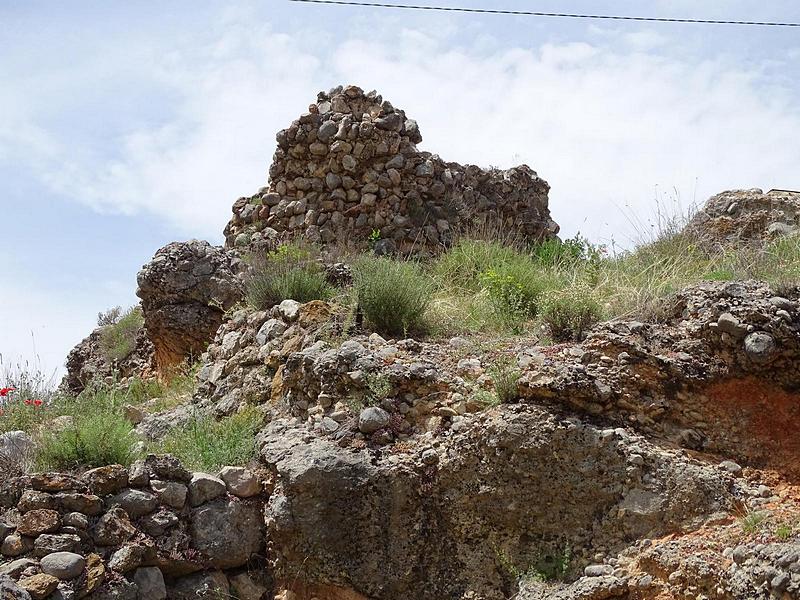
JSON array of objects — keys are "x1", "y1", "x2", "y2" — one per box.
[
  {"x1": 40, "y1": 552, "x2": 86, "y2": 580},
  {"x1": 218, "y1": 466, "x2": 261, "y2": 498},
  {"x1": 136, "y1": 240, "x2": 242, "y2": 373},
  {"x1": 133, "y1": 567, "x2": 166, "y2": 600},
  {"x1": 189, "y1": 498, "x2": 263, "y2": 569},
  {"x1": 188, "y1": 473, "x2": 226, "y2": 507}
]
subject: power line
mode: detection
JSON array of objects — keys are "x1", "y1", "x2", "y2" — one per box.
[{"x1": 288, "y1": 0, "x2": 800, "y2": 27}]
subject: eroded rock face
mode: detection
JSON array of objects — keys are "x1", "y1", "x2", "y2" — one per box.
[
  {"x1": 259, "y1": 408, "x2": 736, "y2": 600},
  {"x1": 224, "y1": 84, "x2": 558, "y2": 254},
  {"x1": 687, "y1": 188, "x2": 800, "y2": 246},
  {"x1": 136, "y1": 240, "x2": 243, "y2": 373},
  {"x1": 62, "y1": 324, "x2": 154, "y2": 395}
]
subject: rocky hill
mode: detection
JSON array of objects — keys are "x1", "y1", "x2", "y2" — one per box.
[{"x1": 2, "y1": 87, "x2": 800, "y2": 600}]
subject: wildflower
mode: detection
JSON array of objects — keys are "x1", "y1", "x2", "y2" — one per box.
[
  {"x1": 33, "y1": 399, "x2": 43, "y2": 407},
  {"x1": 0, "y1": 387, "x2": 15, "y2": 397},
  {"x1": 24, "y1": 399, "x2": 32, "y2": 405}
]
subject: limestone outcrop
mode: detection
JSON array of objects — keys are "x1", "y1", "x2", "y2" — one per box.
[
  {"x1": 136, "y1": 240, "x2": 243, "y2": 373},
  {"x1": 224, "y1": 85, "x2": 558, "y2": 254},
  {"x1": 62, "y1": 324, "x2": 153, "y2": 395},
  {"x1": 687, "y1": 188, "x2": 800, "y2": 246}
]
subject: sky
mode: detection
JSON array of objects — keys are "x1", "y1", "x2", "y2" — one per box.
[{"x1": 2, "y1": 0, "x2": 800, "y2": 379}]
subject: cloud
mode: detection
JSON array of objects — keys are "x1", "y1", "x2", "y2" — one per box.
[{"x1": 4, "y1": 12, "x2": 800, "y2": 246}]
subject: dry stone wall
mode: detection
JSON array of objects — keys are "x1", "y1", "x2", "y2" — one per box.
[
  {"x1": 0, "y1": 456, "x2": 268, "y2": 600},
  {"x1": 224, "y1": 85, "x2": 558, "y2": 254}
]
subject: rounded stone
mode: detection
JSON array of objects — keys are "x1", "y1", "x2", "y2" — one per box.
[
  {"x1": 358, "y1": 407, "x2": 390, "y2": 434},
  {"x1": 744, "y1": 332, "x2": 777, "y2": 363},
  {"x1": 40, "y1": 552, "x2": 86, "y2": 580}
]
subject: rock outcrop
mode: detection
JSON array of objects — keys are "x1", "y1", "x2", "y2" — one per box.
[
  {"x1": 62, "y1": 324, "x2": 153, "y2": 395},
  {"x1": 136, "y1": 240, "x2": 243, "y2": 373},
  {"x1": 687, "y1": 188, "x2": 800, "y2": 246},
  {"x1": 224, "y1": 85, "x2": 558, "y2": 254}
]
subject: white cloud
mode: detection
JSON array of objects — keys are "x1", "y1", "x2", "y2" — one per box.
[{"x1": 5, "y1": 14, "x2": 800, "y2": 246}]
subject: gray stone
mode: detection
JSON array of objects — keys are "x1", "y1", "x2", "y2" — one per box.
[
  {"x1": 584, "y1": 564, "x2": 614, "y2": 577},
  {"x1": 108, "y1": 545, "x2": 145, "y2": 573},
  {"x1": 188, "y1": 473, "x2": 227, "y2": 507},
  {"x1": 61, "y1": 512, "x2": 89, "y2": 529},
  {"x1": 218, "y1": 466, "x2": 261, "y2": 498},
  {"x1": 133, "y1": 567, "x2": 166, "y2": 600},
  {"x1": 744, "y1": 331, "x2": 777, "y2": 363},
  {"x1": 358, "y1": 407, "x2": 390, "y2": 434},
  {"x1": 228, "y1": 572, "x2": 268, "y2": 600},
  {"x1": 0, "y1": 559, "x2": 37, "y2": 579},
  {"x1": 255, "y1": 319, "x2": 287, "y2": 346},
  {"x1": 33, "y1": 533, "x2": 81, "y2": 557},
  {"x1": 190, "y1": 498, "x2": 263, "y2": 569},
  {"x1": 278, "y1": 299, "x2": 301, "y2": 322},
  {"x1": 150, "y1": 480, "x2": 187, "y2": 509},
  {"x1": 717, "y1": 312, "x2": 747, "y2": 337},
  {"x1": 88, "y1": 579, "x2": 138, "y2": 600},
  {"x1": 719, "y1": 460, "x2": 742, "y2": 475},
  {"x1": 40, "y1": 552, "x2": 86, "y2": 580},
  {"x1": 110, "y1": 489, "x2": 158, "y2": 518},
  {"x1": 0, "y1": 574, "x2": 31, "y2": 600},
  {"x1": 0, "y1": 431, "x2": 34, "y2": 467}
]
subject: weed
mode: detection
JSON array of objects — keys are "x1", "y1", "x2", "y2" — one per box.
[
  {"x1": 364, "y1": 372, "x2": 392, "y2": 406},
  {"x1": 739, "y1": 510, "x2": 767, "y2": 534},
  {"x1": 489, "y1": 358, "x2": 521, "y2": 404},
  {"x1": 100, "y1": 306, "x2": 144, "y2": 362},
  {"x1": 540, "y1": 285, "x2": 603, "y2": 342},
  {"x1": 775, "y1": 523, "x2": 793, "y2": 540},
  {"x1": 470, "y1": 389, "x2": 499, "y2": 408},
  {"x1": 353, "y1": 256, "x2": 434, "y2": 336},
  {"x1": 246, "y1": 242, "x2": 333, "y2": 310},
  {"x1": 157, "y1": 407, "x2": 263, "y2": 471}
]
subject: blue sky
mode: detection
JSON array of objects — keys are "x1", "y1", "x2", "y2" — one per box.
[{"x1": 2, "y1": 0, "x2": 800, "y2": 378}]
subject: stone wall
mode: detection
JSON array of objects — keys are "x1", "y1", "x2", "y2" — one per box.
[
  {"x1": 0, "y1": 456, "x2": 268, "y2": 599},
  {"x1": 224, "y1": 85, "x2": 558, "y2": 255}
]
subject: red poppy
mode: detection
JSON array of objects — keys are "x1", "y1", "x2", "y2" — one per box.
[
  {"x1": 24, "y1": 399, "x2": 32, "y2": 406},
  {"x1": 0, "y1": 387, "x2": 15, "y2": 397},
  {"x1": 33, "y1": 399, "x2": 43, "y2": 407}
]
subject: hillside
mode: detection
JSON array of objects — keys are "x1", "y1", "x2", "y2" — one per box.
[{"x1": 2, "y1": 86, "x2": 800, "y2": 600}]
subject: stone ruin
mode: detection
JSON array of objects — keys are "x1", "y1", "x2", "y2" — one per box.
[{"x1": 224, "y1": 85, "x2": 559, "y2": 254}]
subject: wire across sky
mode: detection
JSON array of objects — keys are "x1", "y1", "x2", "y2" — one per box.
[{"x1": 288, "y1": 0, "x2": 800, "y2": 27}]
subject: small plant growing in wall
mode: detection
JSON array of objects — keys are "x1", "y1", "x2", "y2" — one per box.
[{"x1": 489, "y1": 358, "x2": 521, "y2": 404}]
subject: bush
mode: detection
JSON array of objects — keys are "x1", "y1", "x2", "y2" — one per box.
[
  {"x1": 37, "y1": 411, "x2": 137, "y2": 469},
  {"x1": 478, "y1": 264, "x2": 562, "y2": 333},
  {"x1": 100, "y1": 306, "x2": 144, "y2": 362},
  {"x1": 540, "y1": 285, "x2": 603, "y2": 342},
  {"x1": 353, "y1": 256, "x2": 434, "y2": 336},
  {"x1": 489, "y1": 359, "x2": 521, "y2": 403},
  {"x1": 158, "y1": 408, "x2": 262, "y2": 471},
  {"x1": 434, "y1": 239, "x2": 521, "y2": 290},
  {"x1": 246, "y1": 243, "x2": 333, "y2": 310},
  {"x1": 97, "y1": 306, "x2": 123, "y2": 326}
]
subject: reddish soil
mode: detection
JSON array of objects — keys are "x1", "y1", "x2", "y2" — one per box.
[{"x1": 702, "y1": 377, "x2": 800, "y2": 481}]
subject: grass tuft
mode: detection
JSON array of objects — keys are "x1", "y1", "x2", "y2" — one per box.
[
  {"x1": 100, "y1": 306, "x2": 144, "y2": 362},
  {"x1": 157, "y1": 407, "x2": 262, "y2": 471},
  {"x1": 353, "y1": 256, "x2": 434, "y2": 336}
]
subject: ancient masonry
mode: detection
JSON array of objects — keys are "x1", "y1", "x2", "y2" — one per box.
[{"x1": 224, "y1": 85, "x2": 559, "y2": 254}]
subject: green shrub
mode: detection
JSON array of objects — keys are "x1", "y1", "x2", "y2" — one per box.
[
  {"x1": 478, "y1": 263, "x2": 562, "y2": 333},
  {"x1": 540, "y1": 285, "x2": 603, "y2": 342},
  {"x1": 100, "y1": 306, "x2": 144, "y2": 362},
  {"x1": 158, "y1": 408, "x2": 262, "y2": 471},
  {"x1": 246, "y1": 243, "x2": 333, "y2": 310},
  {"x1": 489, "y1": 358, "x2": 521, "y2": 404},
  {"x1": 434, "y1": 239, "x2": 521, "y2": 290},
  {"x1": 353, "y1": 256, "x2": 434, "y2": 336},
  {"x1": 37, "y1": 411, "x2": 137, "y2": 469}
]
